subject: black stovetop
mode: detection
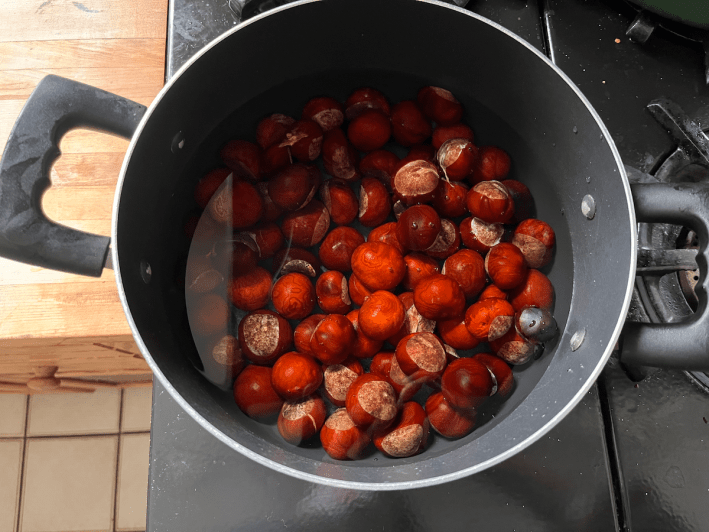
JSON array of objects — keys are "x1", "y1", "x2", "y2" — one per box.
[{"x1": 148, "y1": 1, "x2": 709, "y2": 530}]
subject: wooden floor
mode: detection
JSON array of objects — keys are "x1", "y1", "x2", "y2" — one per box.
[{"x1": 0, "y1": 0, "x2": 168, "y2": 378}]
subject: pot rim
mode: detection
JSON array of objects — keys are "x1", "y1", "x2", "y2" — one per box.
[{"x1": 110, "y1": 0, "x2": 637, "y2": 490}]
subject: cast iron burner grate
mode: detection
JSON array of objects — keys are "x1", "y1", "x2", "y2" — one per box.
[{"x1": 627, "y1": 97, "x2": 709, "y2": 387}]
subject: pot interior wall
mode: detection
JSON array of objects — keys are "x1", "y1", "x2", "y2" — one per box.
[{"x1": 115, "y1": 0, "x2": 634, "y2": 486}]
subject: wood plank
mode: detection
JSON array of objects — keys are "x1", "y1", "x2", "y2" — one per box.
[
  {"x1": 0, "y1": 281, "x2": 132, "y2": 338},
  {"x1": 1, "y1": 0, "x2": 167, "y2": 42},
  {"x1": 0, "y1": 334, "x2": 150, "y2": 378},
  {"x1": 0, "y1": 68, "x2": 164, "y2": 105},
  {"x1": 42, "y1": 185, "x2": 116, "y2": 221},
  {"x1": 0, "y1": 39, "x2": 165, "y2": 70},
  {"x1": 59, "y1": 128, "x2": 131, "y2": 154},
  {"x1": 49, "y1": 152, "x2": 127, "y2": 187}
]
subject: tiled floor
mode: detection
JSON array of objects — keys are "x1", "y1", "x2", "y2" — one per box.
[{"x1": 0, "y1": 386, "x2": 152, "y2": 532}]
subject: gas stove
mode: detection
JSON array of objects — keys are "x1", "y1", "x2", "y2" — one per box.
[{"x1": 149, "y1": 1, "x2": 709, "y2": 530}]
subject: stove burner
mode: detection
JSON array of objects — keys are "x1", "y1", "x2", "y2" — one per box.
[{"x1": 630, "y1": 98, "x2": 709, "y2": 386}]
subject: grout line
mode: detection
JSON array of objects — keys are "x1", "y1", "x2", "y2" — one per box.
[
  {"x1": 112, "y1": 388, "x2": 125, "y2": 532},
  {"x1": 15, "y1": 395, "x2": 30, "y2": 532},
  {"x1": 16, "y1": 429, "x2": 151, "y2": 440}
]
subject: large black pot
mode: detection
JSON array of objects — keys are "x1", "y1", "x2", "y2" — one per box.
[{"x1": 1, "y1": 0, "x2": 708, "y2": 490}]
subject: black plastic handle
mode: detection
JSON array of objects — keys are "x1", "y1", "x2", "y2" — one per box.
[
  {"x1": 621, "y1": 182, "x2": 709, "y2": 370},
  {"x1": 0, "y1": 75, "x2": 146, "y2": 277}
]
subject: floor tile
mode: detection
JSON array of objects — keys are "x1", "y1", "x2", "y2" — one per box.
[
  {"x1": 0, "y1": 394, "x2": 27, "y2": 437},
  {"x1": 20, "y1": 436, "x2": 117, "y2": 532},
  {"x1": 116, "y1": 433, "x2": 150, "y2": 531},
  {"x1": 121, "y1": 386, "x2": 153, "y2": 432},
  {"x1": 0, "y1": 440, "x2": 23, "y2": 532},
  {"x1": 27, "y1": 388, "x2": 121, "y2": 436}
]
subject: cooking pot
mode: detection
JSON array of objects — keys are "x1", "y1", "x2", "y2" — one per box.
[{"x1": 1, "y1": 0, "x2": 708, "y2": 490}]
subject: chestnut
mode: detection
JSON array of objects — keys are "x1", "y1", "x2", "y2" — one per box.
[
  {"x1": 348, "y1": 109, "x2": 391, "y2": 152},
  {"x1": 209, "y1": 335, "x2": 245, "y2": 381},
  {"x1": 508, "y1": 269, "x2": 555, "y2": 312},
  {"x1": 272, "y1": 247, "x2": 321, "y2": 278},
  {"x1": 194, "y1": 168, "x2": 230, "y2": 209},
  {"x1": 346, "y1": 310, "x2": 384, "y2": 359},
  {"x1": 278, "y1": 395, "x2": 328, "y2": 445},
  {"x1": 359, "y1": 149, "x2": 399, "y2": 191},
  {"x1": 320, "y1": 408, "x2": 371, "y2": 460},
  {"x1": 432, "y1": 180, "x2": 469, "y2": 218},
  {"x1": 437, "y1": 315, "x2": 480, "y2": 351},
  {"x1": 350, "y1": 241, "x2": 406, "y2": 292},
  {"x1": 271, "y1": 351, "x2": 323, "y2": 400},
  {"x1": 440, "y1": 358, "x2": 494, "y2": 410},
  {"x1": 302, "y1": 96, "x2": 344, "y2": 132},
  {"x1": 512, "y1": 219, "x2": 556, "y2": 269},
  {"x1": 432, "y1": 124, "x2": 474, "y2": 150},
  {"x1": 256, "y1": 113, "x2": 295, "y2": 149},
  {"x1": 472, "y1": 353, "x2": 514, "y2": 397},
  {"x1": 470, "y1": 145, "x2": 511, "y2": 184},
  {"x1": 345, "y1": 373, "x2": 398, "y2": 431},
  {"x1": 412, "y1": 273, "x2": 466, "y2": 321},
  {"x1": 386, "y1": 292, "x2": 436, "y2": 348},
  {"x1": 392, "y1": 160, "x2": 440, "y2": 206},
  {"x1": 372, "y1": 401, "x2": 429, "y2": 458},
  {"x1": 320, "y1": 178, "x2": 359, "y2": 225},
  {"x1": 503, "y1": 179, "x2": 535, "y2": 224},
  {"x1": 279, "y1": 119, "x2": 323, "y2": 162},
  {"x1": 228, "y1": 267, "x2": 272, "y2": 312},
  {"x1": 190, "y1": 293, "x2": 229, "y2": 338},
  {"x1": 464, "y1": 298, "x2": 515, "y2": 342},
  {"x1": 417, "y1": 86, "x2": 463, "y2": 126},
  {"x1": 424, "y1": 219, "x2": 461, "y2": 260},
  {"x1": 281, "y1": 199, "x2": 331, "y2": 248},
  {"x1": 437, "y1": 138, "x2": 478, "y2": 182},
  {"x1": 345, "y1": 87, "x2": 391, "y2": 119},
  {"x1": 490, "y1": 327, "x2": 536, "y2": 366},
  {"x1": 425, "y1": 392, "x2": 477, "y2": 439},
  {"x1": 293, "y1": 314, "x2": 326, "y2": 354},
  {"x1": 367, "y1": 222, "x2": 405, "y2": 255},
  {"x1": 185, "y1": 254, "x2": 224, "y2": 295},
  {"x1": 347, "y1": 274, "x2": 373, "y2": 307},
  {"x1": 310, "y1": 314, "x2": 357, "y2": 365},
  {"x1": 271, "y1": 272, "x2": 316, "y2": 320},
  {"x1": 467, "y1": 179, "x2": 515, "y2": 224},
  {"x1": 220, "y1": 139, "x2": 262, "y2": 181},
  {"x1": 238, "y1": 309, "x2": 293, "y2": 365},
  {"x1": 396, "y1": 205, "x2": 441, "y2": 252},
  {"x1": 395, "y1": 332, "x2": 447, "y2": 383},
  {"x1": 319, "y1": 226, "x2": 365, "y2": 272},
  {"x1": 316, "y1": 270, "x2": 352, "y2": 315},
  {"x1": 358, "y1": 290, "x2": 406, "y2": 342},
  {"x1": 268, "y1": 163, "x2": 320, "y2": 211},
  {"x1": 244, "y1": 223, "x2": 285, "y2": 259},
  {"x1": 459, "y1": 216, "x2": 505, "y2": 254},
  {"x1": 391, "y1": 100, "x2": 431, "y2": 147},
  {"x1": 208, "y1": 176, "x2": 264, "y2": 229},
  {"x1": 233, "y1": 365, "x2": 284, "y2": 421},
  {"x1": 322, "y1": 357, "x2": 365, "y2": 407},
  {"x1": 402, "y1": 252, "x2": 440, "y2": 291},
  {"x1": 358, "y1": 177, "x2": 392, "y2": 227},
  {"x1": 370, "y1": 351, "x2": 423, "y2": 403},
  {"x1": 322, "y1": 128, "x2": 361, "y2": 182},
  {"x1": 442, "y1": 249, "x2": 486, "y2": 300},
  {"x1": 485, "y1": 242, "x2": 528, "y2": 290}
]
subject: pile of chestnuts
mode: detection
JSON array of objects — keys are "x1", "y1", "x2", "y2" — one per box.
[{"x1": 184, "y1": 85, "x2": 559, "y2": 460}]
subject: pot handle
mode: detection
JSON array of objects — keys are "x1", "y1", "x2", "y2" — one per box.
[
  {"x1": 0, "y1": 75, "x2": 147, "y2": 277},
  {"x1": 620, "y1": 182, "x2": 709, "y2": 370}
]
